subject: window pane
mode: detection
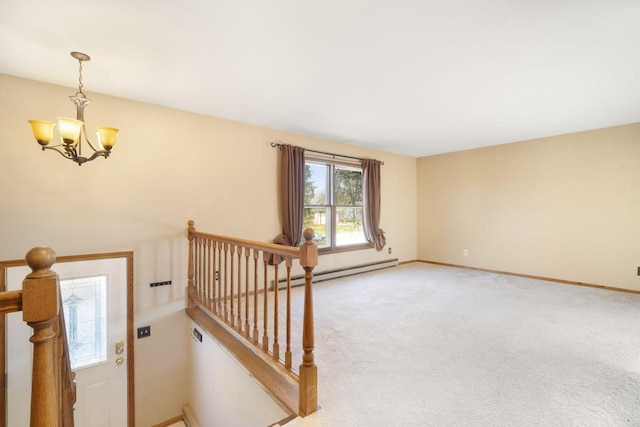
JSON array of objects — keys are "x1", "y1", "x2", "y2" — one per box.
[
  {"x1": 60, "y1": 275, "x2": 108, "y2": 370},
  {"x1": 305, "y1": 163, "x2": 329, "y2": 205},
  {"x1": 335, "y1": 207, "x2": 367, "y2": 246},
  {"x1": 303, "y1": 207, "x2": 331, "y2": 248},
  {"x1": 334, "y1": 167, "x2": 362, "y2": 206}
]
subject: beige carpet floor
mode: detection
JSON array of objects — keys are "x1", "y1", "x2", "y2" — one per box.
[{"x1": 282, "y1": 262, "x2": 640, "y2": 427}]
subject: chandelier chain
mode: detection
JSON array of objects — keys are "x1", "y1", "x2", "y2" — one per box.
[{"x1": 77, "y1": 59, "x2": 84, "y2": 95}]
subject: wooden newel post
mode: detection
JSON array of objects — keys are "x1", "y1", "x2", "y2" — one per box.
[
  {"x1": 22, "y1": 247, "x2": 61, "y2": 427},
  {"x1": 298, "y1": 228, "x2": 318, "y2": 416},
  {"x1": 187, "y1": 220, "x2": 196, "y2": 309}
]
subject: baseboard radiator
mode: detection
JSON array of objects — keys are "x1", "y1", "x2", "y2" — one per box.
[{"x1": 279, "y1": 258, "x2": 399, "y2": 288}]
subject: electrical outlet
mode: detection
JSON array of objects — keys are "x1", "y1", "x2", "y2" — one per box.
[
  {"x1": 137, "y1": 326, "x2": 151, "y2": 339},
  {"x1": 388, "y1": 247, "x2": 392, "y2": 254},
  {"x1": 192, "y1": 328, "x2": 203, "y2": 342},
  {"x1": 463, "y1": 249, "x2": 468, "y2": 256}
]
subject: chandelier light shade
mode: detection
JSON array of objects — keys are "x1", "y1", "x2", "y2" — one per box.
[{"x1": 28, "y1": 51, "x2": 119, "y2": 165}]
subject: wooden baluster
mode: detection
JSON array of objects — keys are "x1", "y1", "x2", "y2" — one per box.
[
  {"x1": 210, "y1": 240, "x2": 216, "y2": 314},
  {"x1": 244, "y1": 248, "x2": 251, "y2": 339},
  {"x1": 285, "y1": 257, "x2": 293, "y2": 370},
  {"x1": 202, "y1": 238, "x2": 209, "y2": 308},
  {"x1": 200, "y1": 238, "x2": 206, "y2": 303},
  {"x1": 223, "y1": 243, "x2": 229, "y2": 323},
  {"x1": 217, "y1": 241, "x2": 222, "y2": 316},
  {"x1": 208, "y1": 239, "x2": 214, "y2": 312},
  {"x1": 272, "y1": 259, "x2": 280, "y2": 361},
  {"x1": 299, "y1": 229, "x2": 318, "y2": 416},
  {"x1": 253, "y1": 249, "x2": 259, "y2": 344},
  {"x1": 194, "y1": 237, "x2": 199, "y2": 303},
  {"x1": 212, "y1": 240, "x2": 217, "y2": 315},
  {"x1": 262, "y1": 252, "x2": 269, "y2": 352},
  {"x1": 57, "y1": 294, "x2": 76, "y2": 427},
  {"x1": 237, "y1": 247, "x2": 242, "y2": 333},
  {"x1": 194, "y1": 237, "x2": 200, "y2": 303},
  {"x1": 201, "y1": 238, "x2": 206, "y2": 307},
  {"x1": 22, "y1": 246, "x2": 61, "y2": 427},
  {"x1": 194, "y1": 237, "x2": 199, "y2": 302},
  {"x1": 229, "y1": 244, "x2": 236, "y2": 327},
  {"x1": 200, "y1": 238, "x2": 205, "y2": 303},
  {"x1": 187, "y1": 221, "x2": 196, "y2": 309},
  {"x1": 205, "y1": 239, "x2": 210, "y2": 311}
]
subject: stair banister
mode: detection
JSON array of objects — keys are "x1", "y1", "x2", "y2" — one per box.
[
  {"x1": 298, "y1": 228, "x2": 318, "y2": 416},
  {"x1": 0, "y1": 247, "x2": 76, "y2": 427},
  {"x1": 186, "y1": 220, "x2": 319, "y2": 417},
  {"x1": 22, "y1": 247, "x2": 62, "y2": 427}
]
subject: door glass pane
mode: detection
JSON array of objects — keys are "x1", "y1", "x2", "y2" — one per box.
[
  {"x1": 60, "y1": 275, "x2": 108, "y2": 370},
  {"x1": 335, "y1": 206, "x2": 367, "y2": 246},
  {"x1": 303, "y1": 206, "x2": 331, "y2": 248}
]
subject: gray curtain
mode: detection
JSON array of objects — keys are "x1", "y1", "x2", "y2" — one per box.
[
  {"x1": 274, "y1": 144, "x2": 305, "y2": 248},
  {"x1": 362, "y1": 159, "x2": 386, "y2": 251}
]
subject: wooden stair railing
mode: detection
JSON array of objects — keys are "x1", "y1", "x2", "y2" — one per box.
[
  {"x1": 0, "y1": 247, "x2": 76, "y2": 427},
  {"x1": 187, "y1": 220, "x2": 318, "y2": 416}
]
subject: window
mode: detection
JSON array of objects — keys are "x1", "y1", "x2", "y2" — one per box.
[
  {"x1": 303, "y1": 158, "x2": 370, "y2": 251},
  {"x1": 60, "y1": 275, "x2": 108, "y2": 369}
]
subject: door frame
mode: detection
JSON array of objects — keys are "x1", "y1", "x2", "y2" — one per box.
[{"x1": 0, "y1": 251, "x2": 135, "y2": 427}]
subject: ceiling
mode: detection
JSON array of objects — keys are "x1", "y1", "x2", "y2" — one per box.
[{"x1": 1, "y1": 1, "x2": 639, "y2": 157}]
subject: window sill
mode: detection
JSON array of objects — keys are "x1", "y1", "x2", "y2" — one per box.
[{"x1": 317, "y1": 243, "x2": 374, "y2": 255}]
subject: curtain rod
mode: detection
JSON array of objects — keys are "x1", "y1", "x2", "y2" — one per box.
[{"x1": 270, "y1": 142, "x2": 384, "y2": 165}]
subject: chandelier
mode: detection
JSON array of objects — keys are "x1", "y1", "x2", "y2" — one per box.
[{"x1": 28, "y1": 52, "x2": 119, "y2": 166}]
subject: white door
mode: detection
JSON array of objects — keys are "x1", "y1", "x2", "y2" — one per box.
[{"x1": 6, "y1": 257, "x2": 128, "y2": 427}]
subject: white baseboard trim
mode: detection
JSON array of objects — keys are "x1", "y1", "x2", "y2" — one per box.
[{"x1": 279, "y1": 258, "x2": 398, "y2": 288}]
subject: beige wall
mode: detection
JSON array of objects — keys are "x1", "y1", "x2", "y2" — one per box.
[
  {"x1": 417, "y1": 123, "x2": 640, "y2": 291},
  {"x1": 0, "y1": 73, "x2": 417, "y2": 425}
]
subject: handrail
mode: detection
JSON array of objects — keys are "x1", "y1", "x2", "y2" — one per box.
[
  {"x1": 187, "y1": 220, "x2": 318, "y2": 416},
  {"x1": 188, "y1": 229, "x2": 301, "y2": 258},
  {"x1": 0, "y1": 290, "x2": 22, "y2": 314},
  {"x1": 0, "y1": 247, "x2": 76, "y2": 427}
]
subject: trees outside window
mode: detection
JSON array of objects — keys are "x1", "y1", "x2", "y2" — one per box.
[{"x1": 303, "y1": 159, "x2": 369, "y2": 251}]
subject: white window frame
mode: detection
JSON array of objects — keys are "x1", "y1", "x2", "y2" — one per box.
[{"x1": 304, "y1": 156, "x2": 372, "y2": 253}]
